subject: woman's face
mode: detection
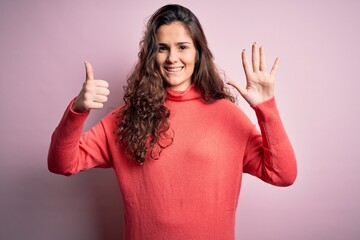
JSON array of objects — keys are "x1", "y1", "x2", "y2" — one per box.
[{"x1": 155, "y1": 22, "x2": 197, "y2": 91}]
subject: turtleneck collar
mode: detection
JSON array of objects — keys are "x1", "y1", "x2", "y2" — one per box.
[{"x1": 166, "y1": 84, "x2": 201, "y2": 102}]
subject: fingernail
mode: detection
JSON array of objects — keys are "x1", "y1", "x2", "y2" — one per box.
[{"x1": 254, "y1": 42, "x2": 257, "y2": 45}]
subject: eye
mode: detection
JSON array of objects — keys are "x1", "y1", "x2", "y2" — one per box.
[
  {"x1": 158, "y1": 46, "x2": 168, "y2": 52},
  {"x1": 179, "y1": 45, "x2": 189, "y2": 50}
]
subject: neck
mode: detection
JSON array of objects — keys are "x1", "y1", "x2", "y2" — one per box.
[{"x1": 166, "y1": 84, "x2": 201, "y2": 102}]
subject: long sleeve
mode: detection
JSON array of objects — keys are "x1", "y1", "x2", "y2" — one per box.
[
  {"x1": 47, "y1": 86, "x2": 297, "y2": 239},
  {"x1": 48, "y1": 100, "x2": 112, "y2": 176},
  {"x1": 243, "y1": 97, "x2": 297, "y2": 186}
]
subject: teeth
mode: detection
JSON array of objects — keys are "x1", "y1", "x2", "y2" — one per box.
[{"x1": 166, "y1": 67, "x2": 183, "y2": 72}]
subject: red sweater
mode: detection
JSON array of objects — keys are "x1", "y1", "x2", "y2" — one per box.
[{"x1": 48, "y1": 85, "x2": 296, "y2": 240}]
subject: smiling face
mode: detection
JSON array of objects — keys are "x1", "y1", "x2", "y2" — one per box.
[{"x1": 155, "y1": 22, "x2": 197, "y2": 91}]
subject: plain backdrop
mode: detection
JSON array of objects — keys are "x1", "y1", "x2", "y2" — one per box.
[{"x1": 1, "y1": 0, "x2": 359, "y2": 239}]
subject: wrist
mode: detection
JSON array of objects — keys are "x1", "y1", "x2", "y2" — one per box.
[{"x1": 72, "y1": 98, "x2": 89, "y2": 113}]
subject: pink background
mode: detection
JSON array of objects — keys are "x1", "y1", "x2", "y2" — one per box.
[{"x1": 1, "y1": 0, "x2": 359, "y2": 239}]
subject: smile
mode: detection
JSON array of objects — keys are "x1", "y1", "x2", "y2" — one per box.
[{"x1": 165, "y1": 67, "x2": 184, "y2": 72}]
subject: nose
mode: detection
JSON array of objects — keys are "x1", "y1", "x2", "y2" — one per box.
[{"x1": 166, "y1": 49, "x2": 179, "y2": 63}]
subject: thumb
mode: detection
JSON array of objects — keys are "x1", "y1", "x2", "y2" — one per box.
[
  {"x1": 227, "y1": 80, "x2": 247, "y2": 97},
  {"x1": 85, "y1": 61, "x2": 94, "y2": 81}
]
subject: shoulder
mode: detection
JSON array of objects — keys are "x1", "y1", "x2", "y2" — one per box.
[
  {"x1": 212, "y1": 99, "x2": 245, "y2": 116},
  {"x1": 201, "y1": 99, "x2": 252, "y2": 125},
  {"x1": 99, "y1": 105, "x2": 125, "y2": 128},
  {"x1": 200, "y1": 99, "x2": 255, "y2": 136}
]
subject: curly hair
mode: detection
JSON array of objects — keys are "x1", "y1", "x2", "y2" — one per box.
[{"x1": 116, "y1": 4, "x2": 235, "y2": 165}]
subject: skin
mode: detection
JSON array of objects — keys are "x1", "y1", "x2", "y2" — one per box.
[
  {"x1": 72, "y1": 43, "x2": 279, "y2": 112},
  {"x1": 155, "y1": 22, "x2": 197, "y2": 91},
  {"x1": 72, "y1": 62, "x2": 110, "y2": 113},
  {"x1": 227, "y1": 43, "x2": 280, "y2": 106}
]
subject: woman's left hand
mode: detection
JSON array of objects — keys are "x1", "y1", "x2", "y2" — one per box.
[{"x1": 227, "y1": 43, "x2": 279, "y2": 106}]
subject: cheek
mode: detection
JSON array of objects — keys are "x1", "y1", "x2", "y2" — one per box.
[
  {"x1": 185, "y1": 53, "x2": 197, "y2": 68},
  {"x1": 155, "y1": 54, "x2": 164, "y2": 67},
  {"x1": 155, "y1": 55, "x2": 164, "y2": 76},
  {"x1": 190, "y1": 51, "x2": 197, "y2": 66}
]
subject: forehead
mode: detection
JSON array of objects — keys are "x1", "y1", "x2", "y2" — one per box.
[{"x1": 156, "y1": 22, "x2": 193, "y2": 43}]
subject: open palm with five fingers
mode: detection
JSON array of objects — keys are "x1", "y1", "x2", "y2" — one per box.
[
  {"x1": 72, "y1": 62, "x2": 110, "y2": 113},
  {"x1": 228, "y1": 43, "x2": 279, "y2": 106}
]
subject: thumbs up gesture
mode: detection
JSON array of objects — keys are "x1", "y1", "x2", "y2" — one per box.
[{"x1": 72, "y1": 62, "x2": 110, "y2": 113}]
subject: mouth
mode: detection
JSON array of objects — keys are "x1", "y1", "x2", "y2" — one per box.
[{"x1": 164, "y1": 66, "x2": 184, "y2": 72}]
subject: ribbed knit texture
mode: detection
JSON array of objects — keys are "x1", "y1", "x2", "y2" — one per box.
[{"x1": 48, "y1": 84, "x2": 297, "y2": 240}]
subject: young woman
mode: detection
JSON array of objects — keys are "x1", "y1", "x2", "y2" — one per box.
[{"x1": 48, "y1": 4, "x2": 297, "y2": 240}]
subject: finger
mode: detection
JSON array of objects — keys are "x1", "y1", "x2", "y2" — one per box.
[
  {"x1": 259, "y1": 46, "x2": 267, "y2": 72},
  {"x1": 85, "y1": 61, "x2": 94, "y2": 81},
  {"x1": 242, "y1": 49, "x2": 252, "y2": 76},
  {"x1": 88, "y1": 102, "x2": 104, "y2": 109},
  {"x1": 227, "y1": 80, "x2": 247, "y2": 98},
  {"x1": 93, "y1": 95, "x2": 108, "y2": 103},
  {"x1": 96, "y1": 87, "x2": 110, "y2": 96},
  {"x1": 252, "y1": 42, "x2": 259, "y2": 72},
  {"x1": 270, "y1": 57, "x2": 280, "y2": 78},
  {"x1": 94, "y1": 79, "x2": 109, "y2": 88}
]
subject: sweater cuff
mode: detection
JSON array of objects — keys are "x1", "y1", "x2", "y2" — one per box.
[
  {"x1": 51, "y1": 98, "x2": 90, "y2": 149},
  {"x1": 251, "y1": 97, "x2": 280, "y2": 123},
  {"x1": 57, "y1": 98, "x2": 91, "y2": 130},
  {"x1": 67, "y1": 98, "x2": 90, "y2": 119}
]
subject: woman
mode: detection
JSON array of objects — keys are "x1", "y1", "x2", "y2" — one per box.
[{"x1": 48, "y1": 4, "x2": 297, "y2": 240}]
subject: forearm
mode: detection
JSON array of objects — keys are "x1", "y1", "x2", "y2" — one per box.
[
  {"x1": 244, "y1": 97, "x2": 297, "y2": 186},
  {"x1": 48, "y1": 100, "x2": 89, "y2": 176}
]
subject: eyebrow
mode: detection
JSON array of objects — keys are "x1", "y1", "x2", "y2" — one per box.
[{"x1": 158, "y1": 42, "x2": 192, "y2": 46}]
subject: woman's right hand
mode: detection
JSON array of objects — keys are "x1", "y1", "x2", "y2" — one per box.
[{"x1": 72, "y1": 62, "x2": 110, "y2": 113}]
